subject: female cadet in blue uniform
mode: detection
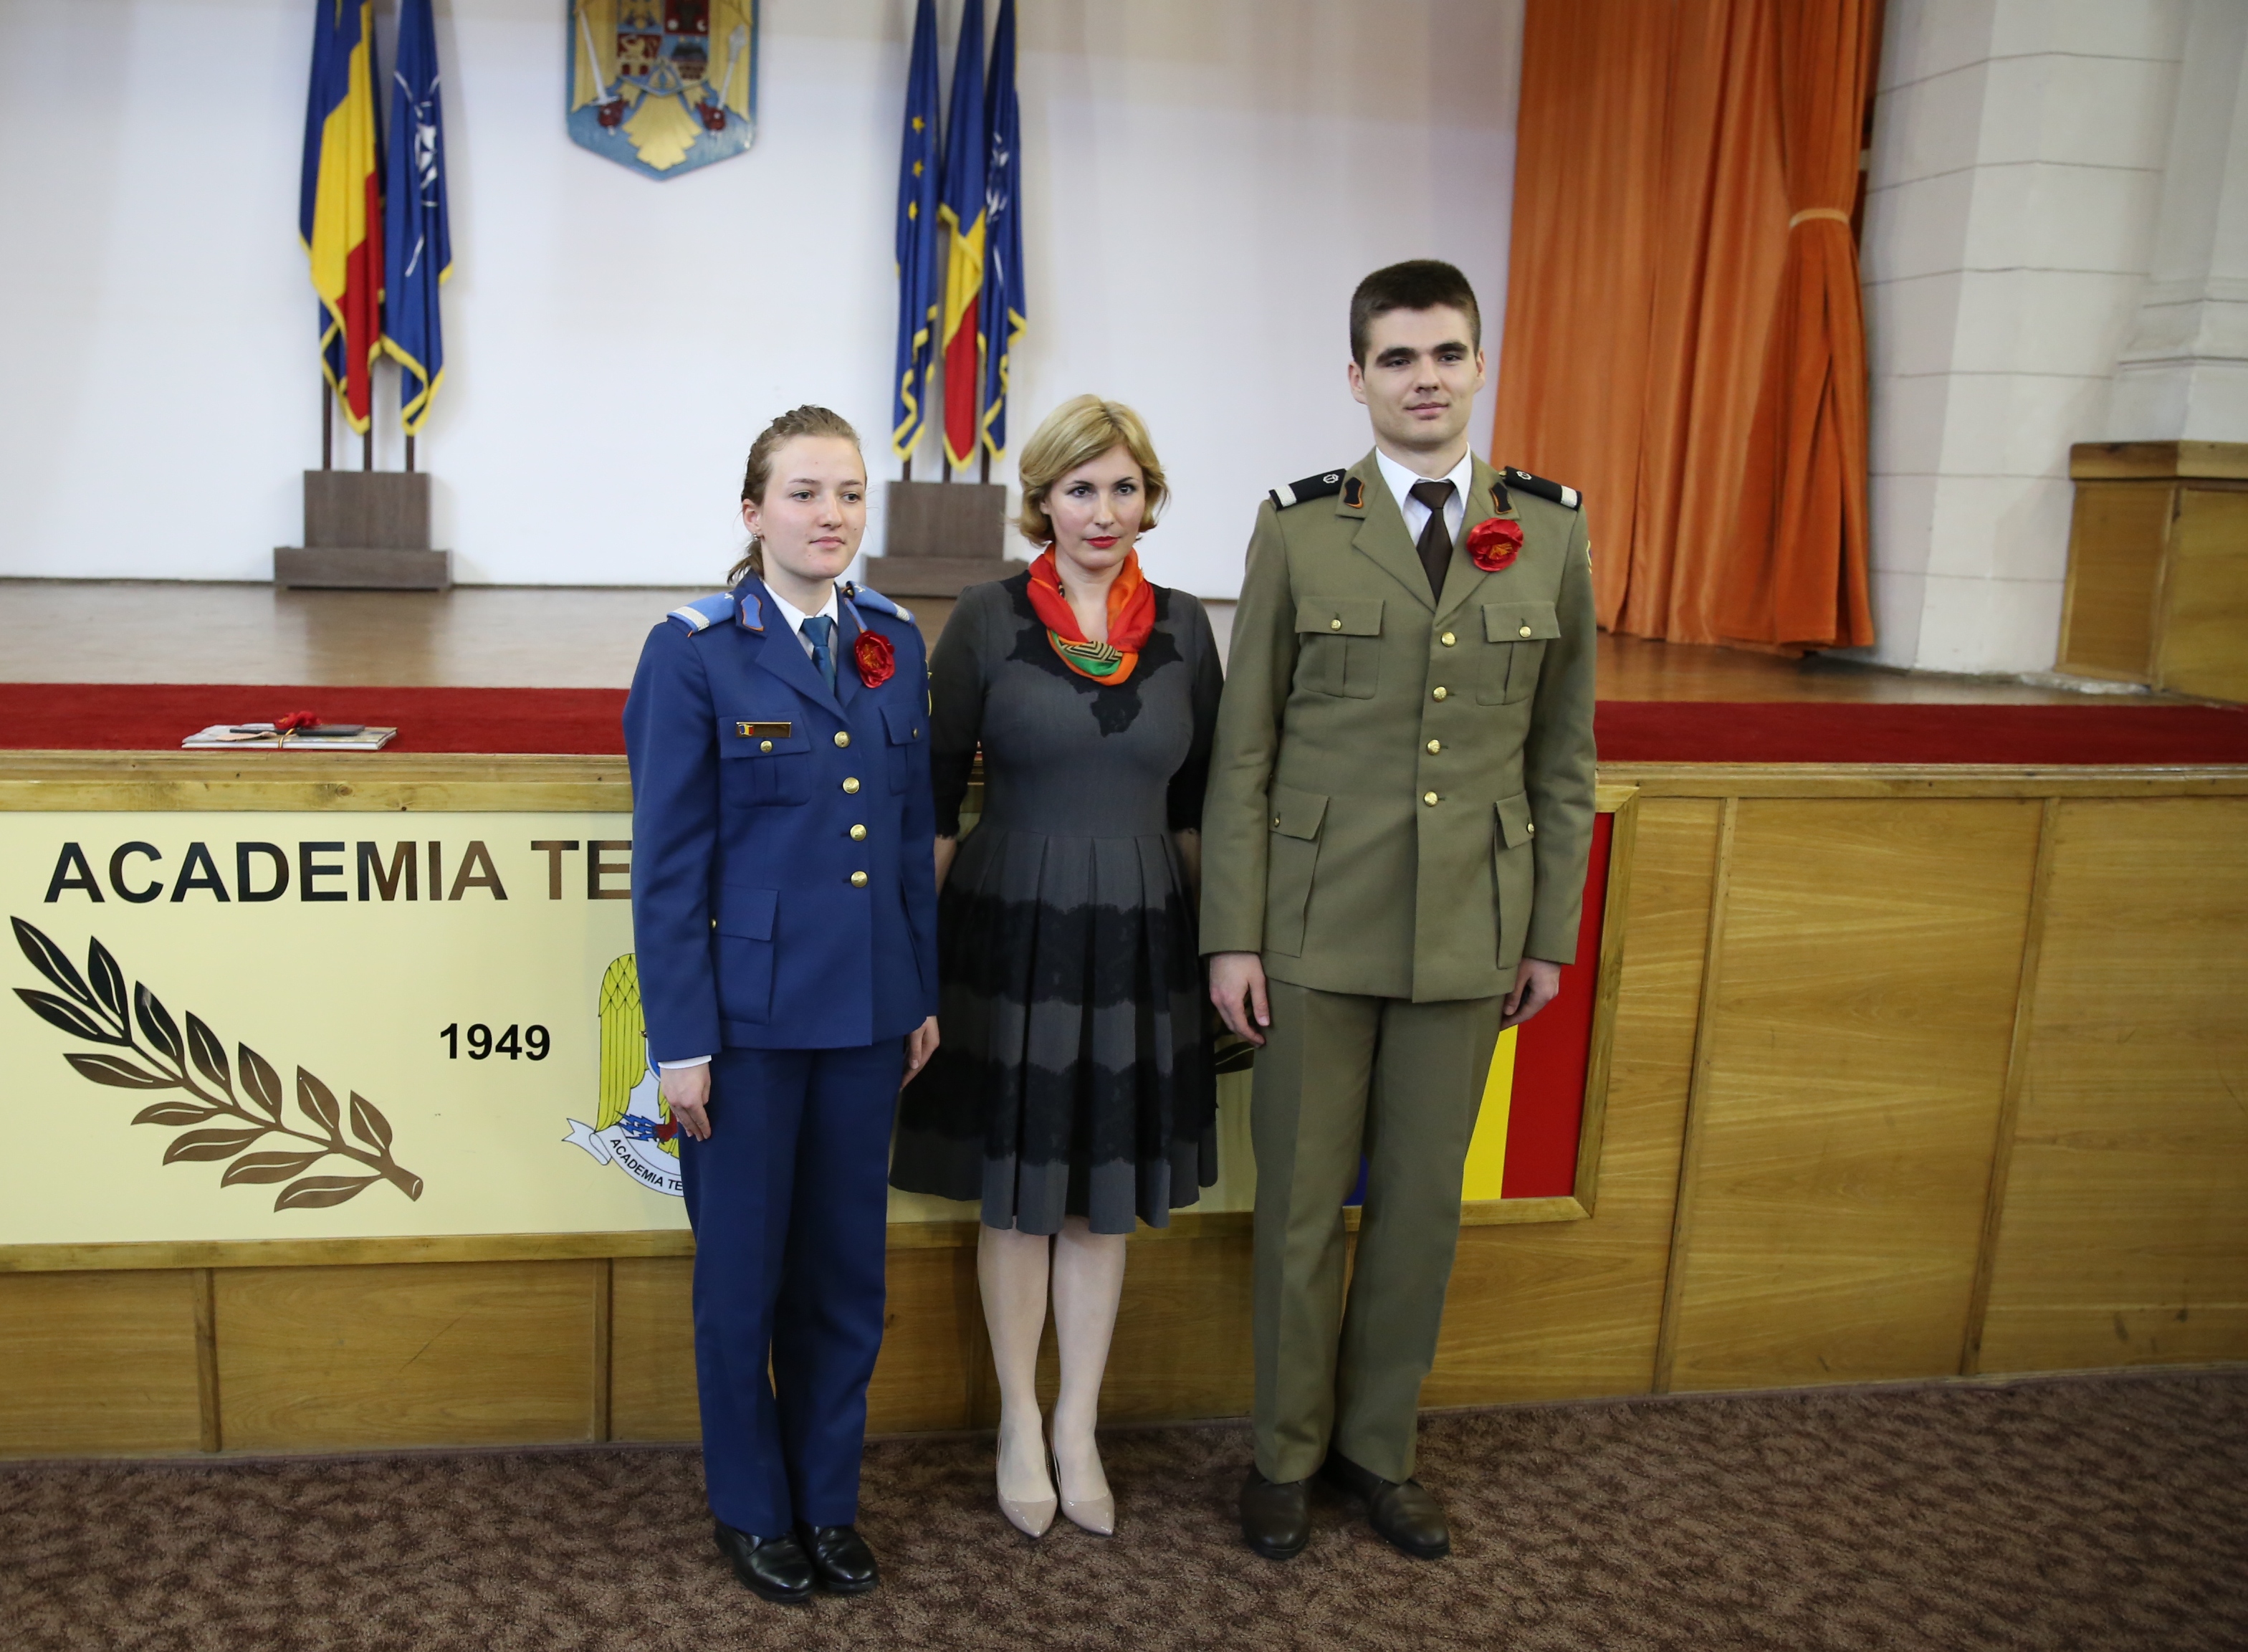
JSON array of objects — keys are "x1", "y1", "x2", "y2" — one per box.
[{"x1": 623, "y1": 404, "x2": 939, "y2": 1606}]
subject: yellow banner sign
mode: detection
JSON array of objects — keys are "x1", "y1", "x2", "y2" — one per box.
[{"x1": 1, "y1": 812, "x2": 704, "y2": 1246}]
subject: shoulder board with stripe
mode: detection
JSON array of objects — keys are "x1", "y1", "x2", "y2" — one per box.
[
  {"x1": 1503, "y1": 467, "x2": 1581, "y2": 510},
  {"x1": 665, "y1": 592, "x2": 740, "y2": 634},
  {"x1": 841, "y1": 581, "x2": 914, "y2": 624},
  {"x1": 1269, "y1": 469, "x2": 1351, "y2": 510}
]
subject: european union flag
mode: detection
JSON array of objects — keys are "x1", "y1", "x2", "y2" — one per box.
[
  {"x1": 890, "y1": 0, "x2": 942, "y2": 461},
  {"x1": 383, "y1": 0, "x2": 451, "y2": 436},
  {"x1": 979, "y1": 0, "x2": 1024, "y2": 462}
]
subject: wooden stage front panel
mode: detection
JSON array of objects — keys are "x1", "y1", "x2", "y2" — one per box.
[{"x1": 1, "y1": 758, "x2": 2243, "y2": 1458}]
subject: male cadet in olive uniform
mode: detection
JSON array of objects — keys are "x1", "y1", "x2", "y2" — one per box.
[{"x1": 1204, "y1": 260, "x2": 1596, "y2": 1562}]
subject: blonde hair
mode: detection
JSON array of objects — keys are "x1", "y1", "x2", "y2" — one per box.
[
  {"x1": 727, "y1": 405, "x2": 863, "y2": 585},
  {"x1": 1014, "y1": 396, "x2": 1169, "y2": 545}
]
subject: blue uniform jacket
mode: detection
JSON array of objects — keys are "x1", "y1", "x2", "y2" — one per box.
[{"x1": 623, "y1": 577, "x2": 939, "y2": 1059}]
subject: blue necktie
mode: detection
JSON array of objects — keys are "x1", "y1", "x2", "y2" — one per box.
[{"x1": 801, "y1": 613, "x2": 837, "y2": 693}]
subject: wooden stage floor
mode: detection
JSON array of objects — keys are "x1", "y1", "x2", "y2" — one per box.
[{"x1": 0, "y1": 580, "x2": 2161, "y2": 704}]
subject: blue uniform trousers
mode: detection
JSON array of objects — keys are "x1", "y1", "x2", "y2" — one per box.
[{"x1": 679, "y1": 1039, "x2": 903, "y2": 1536}]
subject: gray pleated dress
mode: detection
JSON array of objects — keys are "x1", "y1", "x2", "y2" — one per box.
[{"x1": 888, "y1": 572, "x2": 1223, "y2": 1234}]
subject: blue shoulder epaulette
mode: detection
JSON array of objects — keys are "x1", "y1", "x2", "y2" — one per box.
[
  {"x1": 1503, "y1": 467, "x2": 1581, "y2": 511},
  {"x1": 1270, "y1": 469, "x2": 1350, "y2": 510},
  {"x1": 841, "y1": 581, "x2": 914, "y2": 625},
  {"x1": 667, "y1": 591, "x2": 762, "y2": 634}
]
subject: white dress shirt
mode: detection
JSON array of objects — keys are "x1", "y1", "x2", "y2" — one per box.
[
  {"x1": 658, "y1": 581, "x2": 841, "y2": 1074},
  {"x1": 765, "y1": 583, "x2": 841, "y2": 658},
  {"x1": 1374, "y1": 447, "x2": 1473, "y2": 548}
]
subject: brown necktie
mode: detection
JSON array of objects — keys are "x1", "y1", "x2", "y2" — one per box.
[{"x1": 1409, "y1": 479, "x2": 1456, "y2": 596}]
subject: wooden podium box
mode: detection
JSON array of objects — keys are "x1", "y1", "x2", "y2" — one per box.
[
  {"x1": 2058, "y1": 441, "x2": 2248, "y2": 702},
  {"x1": 275, "y1": 472, "x2": 453, "y2": 591},
  {"x1": 863, "y1": 480, "x2": 1025, "y2": 598}
]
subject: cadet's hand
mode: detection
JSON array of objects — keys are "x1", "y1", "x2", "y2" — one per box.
[
  {"x1": 903, "y1": 1016, "x2": 940, "y2": 1085},
  {"x1": 1209, "y1": 951, "x2": 1271, "y2": 1046},
  {"x1": 1500, "y1": 959, "x2": 1561, "y2": 1030},
  {"x1": 661, "y1": 1062, "x2": 713, "y2": 1141}
]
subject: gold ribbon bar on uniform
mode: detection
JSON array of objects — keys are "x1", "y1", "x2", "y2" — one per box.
[{"x1": 735, "y1": 722, "x2": 793, "y2": 738}]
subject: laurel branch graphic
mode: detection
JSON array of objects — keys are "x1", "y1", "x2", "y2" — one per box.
[{"x1": 11, "y1": 917, "x2": 424, "y2": 1211}]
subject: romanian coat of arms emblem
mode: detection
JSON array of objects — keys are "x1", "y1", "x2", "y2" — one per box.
[{"x1": 568, "y1": 0, "x2": 757, "y2": 178}]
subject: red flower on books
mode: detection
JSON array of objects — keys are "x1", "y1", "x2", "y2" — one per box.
[
  {"x1": 854, "y1": 629, "x2": 896, "y2": 689},
  {"x1": 1468, "y1": 517, "x2": 1525, "y2": 573}
]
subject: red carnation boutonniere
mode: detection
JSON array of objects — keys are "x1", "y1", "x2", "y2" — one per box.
[
  {"x1": 1467, "y1": 516, "x2": 1525, "y2": 573},
  {"x1": 854, "y1": 629, "x2": 896, "y2": 689}
]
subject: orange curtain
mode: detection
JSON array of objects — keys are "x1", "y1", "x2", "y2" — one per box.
[
  {"x1": 1493, "y1": 0, "x2": 1876, "y2": 650},
  {"x1": 1718, "y1": 0, "x2": 1880, "y2": 649}
]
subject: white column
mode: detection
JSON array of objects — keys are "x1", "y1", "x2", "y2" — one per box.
[
  {"x1": 1858, "y1": 0, "x2": 2185, "y2": 673},
  {"x1": 2109, "y1": 1, "x2": 2248, "y2": 441}
]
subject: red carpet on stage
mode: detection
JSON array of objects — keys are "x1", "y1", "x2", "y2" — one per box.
[{"x1": 0, "y1": 684, "x2": 2244, "y2": 764}]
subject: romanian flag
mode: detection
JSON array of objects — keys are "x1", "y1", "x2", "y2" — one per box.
[
  {"x1": 937, "y1": 0, "x2": 986, "y2": 472},
  {"x1": 978, "y1": 0, "x2": 1024, "y2": 462},
  {"x1": 890, "y1": 0, "x2": 942, "y2": 460},
  {"x1": 301, "y1": 0, "x2": 386, "y2": 435},
  {"x1": 382, "y1": 0, "x2": 451, "y2": 435}
]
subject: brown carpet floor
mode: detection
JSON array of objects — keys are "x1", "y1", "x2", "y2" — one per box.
[{"x1": 4, "y1": 1369, "x2": 2243, "y2": 1651}]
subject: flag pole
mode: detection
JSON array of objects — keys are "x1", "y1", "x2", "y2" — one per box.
[
  {"x1": 322, "y1": 376, "x2": 333, "y2": 472},
  {"x1": 406, "y1": 434, "x2": 416, "y2": 474}
]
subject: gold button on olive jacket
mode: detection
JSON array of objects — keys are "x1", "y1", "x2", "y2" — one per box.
[{"x1": 1200, "y1": 449, "x2": 1597, "y2": 1003}]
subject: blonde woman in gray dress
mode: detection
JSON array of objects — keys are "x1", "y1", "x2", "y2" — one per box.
[{"x1": 890, "y1": 396, "x2": 1223, "y2": 1538}]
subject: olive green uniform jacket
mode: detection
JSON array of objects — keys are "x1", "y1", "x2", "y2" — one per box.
[{"x1": 1200, "y1": 449, "x2": 1597, "y2": 1001}]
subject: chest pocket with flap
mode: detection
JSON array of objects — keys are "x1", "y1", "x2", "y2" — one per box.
[
  {"x1": 1478, "y1": 601, "x2": 1560, "y2": 705},
  {"x1": 881, "y1": 700, "x2": 924, "y2": 793},
  {"x1": 1293, "y1": 598, "x2": 1383, "y2": 699},
  {"x1": 721, "y1": 718, "x2": 813, "y2": 805}
]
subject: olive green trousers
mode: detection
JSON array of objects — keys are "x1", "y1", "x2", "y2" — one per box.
[{"x1": 1250, "y1": 978, "x2": 1503, "y2": 1485}]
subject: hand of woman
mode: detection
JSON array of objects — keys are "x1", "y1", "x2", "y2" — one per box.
[
  {"x1": 661, "y1": 1061, "x2": 714, "y2": 1141},
  {"x1": 903, "y1": 1016, "x2": 940, "y2": 1085}
]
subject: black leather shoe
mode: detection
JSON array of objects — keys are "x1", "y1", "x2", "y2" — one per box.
[
  {"x1": 712, "y1": 1522, "x2": 815, "y2": 1605},
  {"x1": 797, "y1": 1523, "x2": 879, "y2": 1595},
  {"x1": 1239, "y1": 1469, "x2": 1311, "y2": 1560},
  {"x1": 1319, "y1": 1453, "x2": 1451, "y2": 1559}
]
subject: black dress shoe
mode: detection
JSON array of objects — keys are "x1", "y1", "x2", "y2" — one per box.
[
  {"x1": 712, "y1": 1522, "x2": 815, "y2": 1605},
  {"x1": 1319, "y1": 1453, "x2": 1451, "y2": 1559},
  {"x1": 797, "y1": 1523, "x2": 879, "y2": 1595},
  {"x1": 1239, "y1": 1469, "x2": 1311, "y2": 1560}
]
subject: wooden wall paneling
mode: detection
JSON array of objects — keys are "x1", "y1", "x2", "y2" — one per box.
[
  {"x1": 1978, "y1": 798, "x2": 2248, "y2": 1371},
  {"x1": 1660, "y1": 798, "x2": 2043, "y2": 1391},
  {"x1": 608, "y1": 1256, "x2": 699, "y2": 1442},
  {"x1": 1567, "y1": 787, "x2": 1642, "y2": 1215},
  {"x1": 866, "y1": 1246, "x2": 985, "y2": 1435},
  {"x1": 1427, "y1": 797, "x2": 1725, "y2": 1406},
  {"x1": 0, "y1": 1269, "x2": 208, "y2": 1456},
  {"x1": 1096, "y1": 1235, "x2": 1255, "y2": 1423},
  {"x1": 1652, "y1": 798, "x2": 1738, "y2": 1393},
  {"x1": 591, "y1": 1258, "x2": 613, "y2": 1443},
  {"x1": 2156, "y1": 487, "x2": 2248, "y2": 702},
  {"x1": 2056, "y1": 482, "x2": 2173, "y2": 682},
  {"x1": 193, "y1": 1266, "x2": 221, "y2": 1452},
  {"x1": 1961, "y1": 798, "x2": 2061, "y2": 1375},
  {"x1": 213, "y1": 1261, "x2": 605, "y2": 1452}
]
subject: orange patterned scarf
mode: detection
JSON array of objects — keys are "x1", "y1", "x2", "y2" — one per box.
[{"x1": 1026, "y1": 548, "x2": 1156, "y2": 683}]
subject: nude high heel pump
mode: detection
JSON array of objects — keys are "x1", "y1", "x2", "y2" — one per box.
[
  {"x1": 996, "y1": 1425, "x2": 1056, "y2": 1538},
  {"x1": 1053, "y1": 1440, "x2": 1116, "y2": 1537}
]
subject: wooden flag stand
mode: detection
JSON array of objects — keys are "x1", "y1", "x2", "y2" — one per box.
[
  {"x1": 274, "y1": 378, "x2": 453, "y2": 591},
  {"x1": 866, "y1": 479, "x2": 1020, "y2": 598}
]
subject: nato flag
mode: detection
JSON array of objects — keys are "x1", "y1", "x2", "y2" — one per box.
[
  {"x1": 890, "y1": 0, "x2": 942, "y2": 460},
  {"x1": 383, "y1": 0, "x2": 451, "y2": 435},
  {"x1": 979, "y1": 0, "x2": 1024, "y2": 462}
]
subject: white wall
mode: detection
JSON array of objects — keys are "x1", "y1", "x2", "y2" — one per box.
[
  {"x1": 1859, "y1": 0, "x2": 2189, "y2": 675},
  {"x1": 0, "y1": 0, "x2": 1522, "y2": 597},
  {"x1": 2109, "y1": 0, "x2": 2248, "y2": 441}
]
